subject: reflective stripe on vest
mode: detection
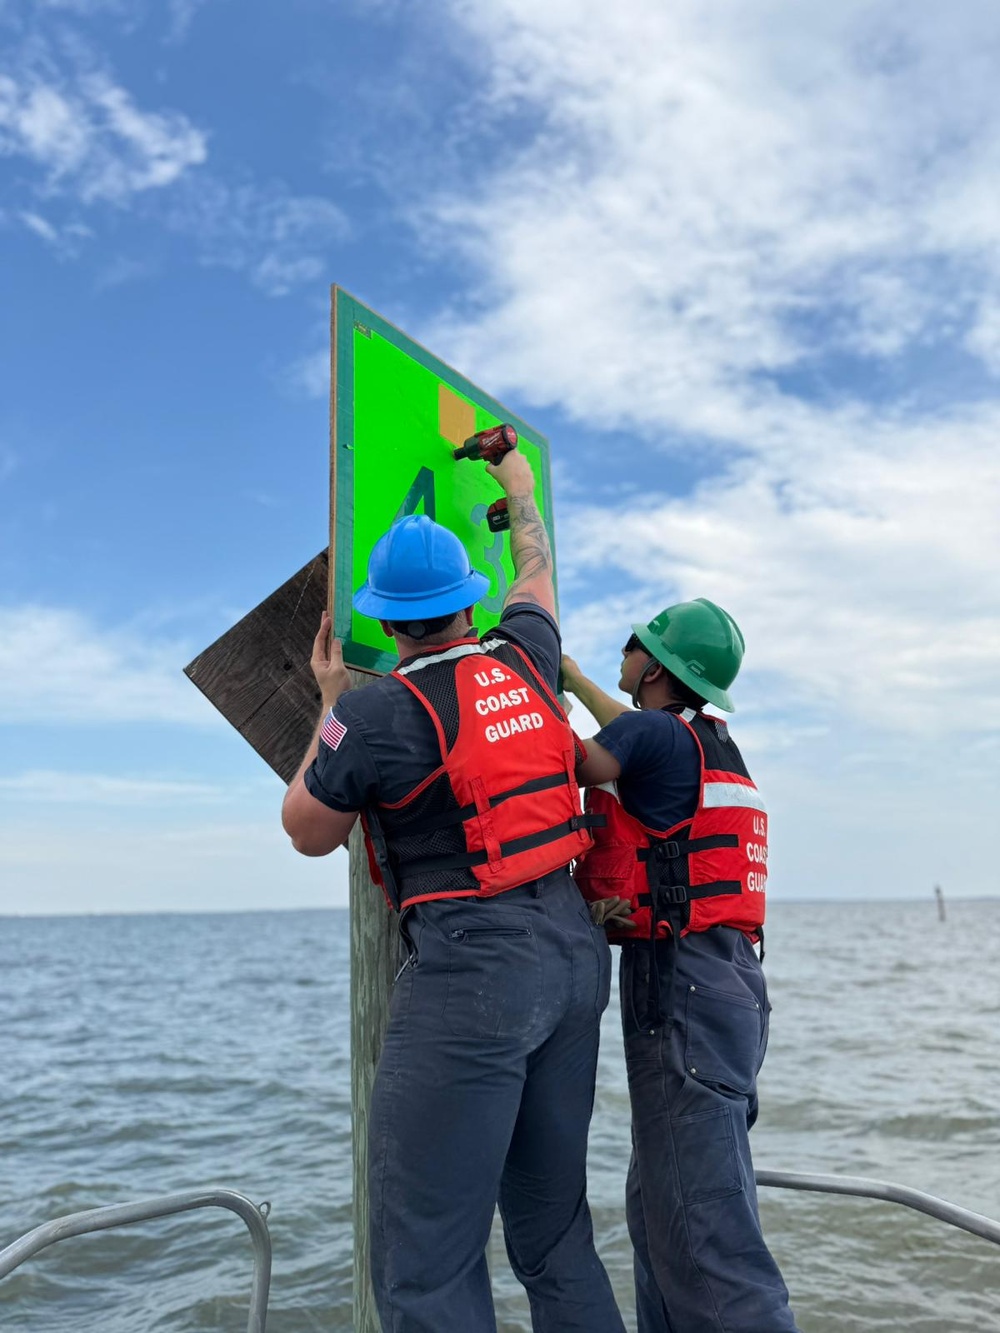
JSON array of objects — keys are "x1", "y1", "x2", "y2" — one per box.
[{"x1": 703, "y1": 781, "x2": 766, "y2": 811}]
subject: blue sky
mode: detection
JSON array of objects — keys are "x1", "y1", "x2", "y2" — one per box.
[{"x1": 2, "y1": 0, "x2": 999, "y2": 912}]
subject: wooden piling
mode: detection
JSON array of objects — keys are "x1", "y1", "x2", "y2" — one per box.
[
  {"x1": 347, "y1": 670, "x2": 398, "y2": 1332},
  {"x1": 330, "y1": 290, "x2": 398, "y2": 1327}
]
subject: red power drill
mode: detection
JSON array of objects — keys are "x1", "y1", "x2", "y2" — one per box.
[{"x1": 453, "y1": 422, "x2": 518, "y2": 463}]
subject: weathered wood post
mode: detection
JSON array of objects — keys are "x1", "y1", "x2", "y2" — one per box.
[
  {"x1": 347, "y1": 670, "x2": 397, "y2": 1332},
  {"x1": 328, "y1": 285, "x2": 399, "y2": 1328}
]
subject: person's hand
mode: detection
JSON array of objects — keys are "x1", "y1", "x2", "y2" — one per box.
[
  {"x1": 486, "y1": 448, "x2": 536, "y2": 498},
  {"x1": 560, "y1": 653, "x2": 584, "y2": 695},
  {"x1": 589, "y1": 896, "x2": 637, "y2": 931},
  {"x1": 311, "y1": 612, "x2": 351, "y2": 709}
]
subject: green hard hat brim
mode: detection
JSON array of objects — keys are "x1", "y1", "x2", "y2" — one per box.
[{"x1": 631, "y1": 622, "x2": 737, "y2": 712}]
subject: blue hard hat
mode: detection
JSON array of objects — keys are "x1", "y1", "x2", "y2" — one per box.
[{"x1": 353, "y1": 515, "x2": 489, "y2": 620}]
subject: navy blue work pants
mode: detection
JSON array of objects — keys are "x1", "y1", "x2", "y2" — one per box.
[
  {"x1": 621, "y1": 928, "x2": 799, "y2": 1333},
  {"x1": 368, "y1": 871, "x2": 625, "y2": 1333}
]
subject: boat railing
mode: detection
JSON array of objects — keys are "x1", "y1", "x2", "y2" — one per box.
[
  {"x1": 1, "y1": 1172, "x2": 995, "y2": 1330},
  {"x1": 0, "y1": 1187, "x2": 271, "y2": 1333},
  {"x1": 757, "y1": 1170, "x2": 1000, "y2": 1247}
]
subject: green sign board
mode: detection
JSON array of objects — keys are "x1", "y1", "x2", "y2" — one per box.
[{"x1": 330, "y1": 287, "x2": 556, "y2": 674}]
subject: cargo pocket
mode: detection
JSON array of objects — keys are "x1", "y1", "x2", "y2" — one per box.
[
  {"x1": 683, "y1": 983, "x2": 766, "y2": 1097},
  {"x1": 672, "y1": 1105, "x2": 741, "y2": 1203},
  {"x1": 443, "y1": 925, "x2": 541, "y2": 1039}
]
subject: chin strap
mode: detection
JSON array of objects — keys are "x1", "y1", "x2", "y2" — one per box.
[{"x1": 630, "y1": 657, "x2": 659, "y2": 710}]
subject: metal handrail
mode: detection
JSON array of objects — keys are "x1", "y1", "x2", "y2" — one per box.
[
  {"x1": 0, "y1": 1187, "x2": 272, "y2": 1333},
  {"x1": 3, "y1": 1173, "x2": 994, "y2": 1327},
  {"x1": 757, "y1": 1170, "x2": 1000, "y2": 1248}
]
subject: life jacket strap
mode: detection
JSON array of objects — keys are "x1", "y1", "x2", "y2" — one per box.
[
  {"x1": 636, "y1": 880, "x2": 742, "y2": 908},
  {"x1": 399, "y1": 813, "x2": 605, "y2": 880},
  {"x1": 407, "y1": 772, "x2": 572, "y2": 834},
  {"x1": 637, "y1": 833, "x2": 739, "y2": 861},
  {"x1": 638, "y1": 833, "x2": 742, "y2": 903}
]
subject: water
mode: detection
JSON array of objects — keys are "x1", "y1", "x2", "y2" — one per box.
[{"x1": 0, "y1": 902, "x2": 997, "y2": 1331}]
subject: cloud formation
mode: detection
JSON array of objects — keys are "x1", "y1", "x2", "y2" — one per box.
[
  {"x1": 410, "y1": 0, "x2": 1000, "y2": 739},
  {"x1": 0, "y1": 11, "x2": 348, "y2": 294},
  {"x1": 0, "y1": 606, "x2": 219, "y2": 725},
  {"x1": 558, "y1": 410, "x2": 1000, "y2": 735},
  {"x1": 172, "y1": 181, "x2": 349, "y2": 296},
  {"x1": 428, "y1": 0, "x2": 1000, "y2": 431},
  {"x1": 0, "y1": 68, "x2": 207, "y2": 203},
  {"x1": 0, "y1": 770, "x2": 227, "y2": 803}
]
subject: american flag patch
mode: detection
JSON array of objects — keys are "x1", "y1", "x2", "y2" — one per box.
[{"x1": 321, "y1": 710, "x2": 347, "y2": 751}]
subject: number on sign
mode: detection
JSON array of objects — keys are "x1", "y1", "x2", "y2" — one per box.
[
  {"x1": 471, "y1": 501, "x2": 508, "y2": 613},
  {"x1": 394, "y1": 466, "x2": 436, "y2": 522}
]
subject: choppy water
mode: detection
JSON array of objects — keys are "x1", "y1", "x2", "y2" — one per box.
[{"x1": 0, "y1": 901, "x2": 997, "y2": 1331}]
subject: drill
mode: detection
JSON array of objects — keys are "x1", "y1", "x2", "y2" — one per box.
[
  {"x1": 486, "y1": 499, "x2": 510, "y2": 533},
  {"x1": 452, "y1": 422, "x2": 518, "y2": 464}
]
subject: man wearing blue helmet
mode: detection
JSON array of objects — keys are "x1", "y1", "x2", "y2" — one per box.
[
  {"x1": 282, "y1": 448, "x2": 624, "y2": 1333},
  {"x1": 561, "y1": 609, "x2": 799, "y2": 1333}
]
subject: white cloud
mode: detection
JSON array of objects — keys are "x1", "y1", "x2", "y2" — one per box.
[
  {"x1": 558, "y1": 408, "x2": 1000, "y2": 734},
  {"x1": 19, "y1": 209, "x2": 59, "y2": 243},
  {"x1": 20, "y1": 208, "x2": 93, "y2": 255},
  {"x1": 0, "y1": 770, "x2": 228, "y2": 803},
  {"x1": 0, "y1": 68, "x2": 207, "y2": 204},
  {"x1": 412, "y1": 2, "x2": 1000, "y2": 431},
  {"x1": 34, "y1": 1, "x2": 133, "y2": 12},
  {"x1": 0, "y1": 605, "x2": 219, "y2": 725},
  {"x1": 168, "y1": 0, "x2": 209, "y2": 41},
  {"x1": 965, "y1": 301, "x2": 1000, "y2": 377},
  {"x1": 0, "y1": 19, "x2": 347, "y2": 294},
  {"x1": 404, "y1": 0, "x2": 1000, "y2": 737},
  {"x1": 387, "y1": 0, "x2": 1000, "y2": 898},
  {"x1": 176, "y1": 183, "x2": 349, "y2": 296},
  {"x1": 84, "y1": 74, "x2": 207, "y2": 194},
  {"x1": 283, "y1": 348, "x2": 329, "y2": 399}
]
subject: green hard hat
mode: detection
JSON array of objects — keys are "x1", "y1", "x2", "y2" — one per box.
[{"x1": 631, "y1": 598, "x2": 745, "y2": 712}]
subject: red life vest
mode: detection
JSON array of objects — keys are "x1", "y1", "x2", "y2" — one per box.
[
  {"x1": 361, "y1": 634, "x2": 598, "y2": 912},
  {"x1": 574, "y1": 709, "x2": 767, "y2": 942}
]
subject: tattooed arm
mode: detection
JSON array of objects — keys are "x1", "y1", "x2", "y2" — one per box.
[{"x1": 486, "y1": 450, "x2": 556, "y2": 619}]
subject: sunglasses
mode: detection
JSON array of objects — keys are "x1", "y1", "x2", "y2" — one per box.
[{"x1": 621, "y1": 633, "x2": 643, "y2": 655}]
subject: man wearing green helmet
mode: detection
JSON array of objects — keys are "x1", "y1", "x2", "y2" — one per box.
[
  {"x1": 561, "y1": 602, "x2": 799, "y2": 1333},
  {"x1": 282, "y1": 448, "x2": 624, "y2": 1333}
]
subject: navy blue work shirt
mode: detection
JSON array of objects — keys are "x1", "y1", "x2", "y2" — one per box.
[
  {"x1": 593, "y1": 708, "x2": 701, "y2": 832},
  {"x1": 305, "y1": 604, "x2": 562, "y2": 813}
]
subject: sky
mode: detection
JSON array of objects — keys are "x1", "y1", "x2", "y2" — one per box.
[{"x1": 2, "y1": 0, "x2": 999, "y2": 913}]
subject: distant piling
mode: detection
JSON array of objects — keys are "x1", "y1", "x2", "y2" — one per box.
[{"x1": 934, "y1": 884, "x2": 946, "y2": 923}]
